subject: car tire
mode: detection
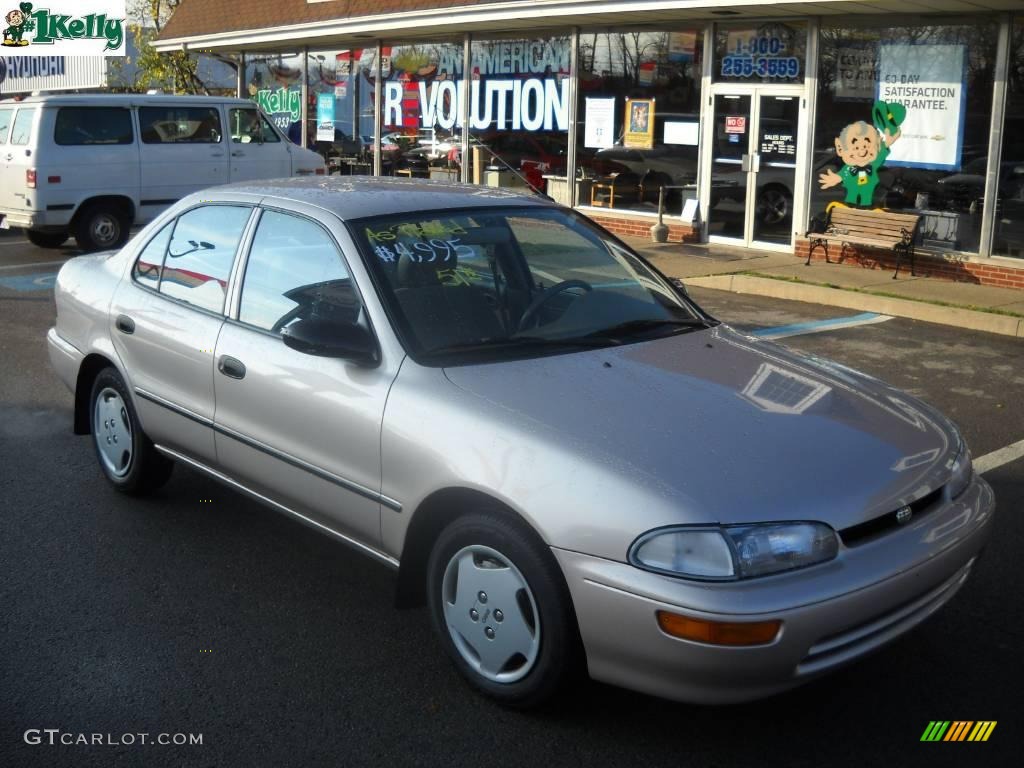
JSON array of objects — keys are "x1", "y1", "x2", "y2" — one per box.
[
  {"x1": 427, "y1": 511, "x2": 582, "y2": 708},
  {"x1": 89, "y1": 367, "x2": 173, "y2": 495},
  {"x1": 757, "y1": 185, "x2": 792, "y2": 226},
  {"x1": 74, "y1": 203, "x2": 129, "y2": 252},
  {"x1": 26, "y1": 229, "x2": 69, "y2": 249}
]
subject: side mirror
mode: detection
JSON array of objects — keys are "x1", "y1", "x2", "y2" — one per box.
[{"x1": 281, "y1": 318, "x2": 380, "y2": 366}]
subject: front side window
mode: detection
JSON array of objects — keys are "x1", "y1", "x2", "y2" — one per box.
[
  {"x1": 353, "y1": 206, "x2": 706, "y2": 363},
  {"x1": 139, "y1": 106, "x2": 222, "y2": 144},
  {"x1": 10, "y1": 108, "x2": 36, "y2": 145},
  {"x1": 229, "y1": 108, "x2": 281, "y2": 144},
  {"x1": 54, "y1": 107, "x2": 133, "y2": 145},
  {"x1": 239, "y1": 210, "x2": 358, "y2": 333},
  {"x1": 159, "y1": 205, "x2": 251, "y2": 314},
  {"x1": 0, "y1": 108, "x2": 12, "y2": 144},
  {"x1": 132, "y1": 222, "x2": 174, "y2": 289}
]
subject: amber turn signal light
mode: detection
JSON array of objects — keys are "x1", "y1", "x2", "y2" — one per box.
[{"x1": 656, "y1": 610, "x2": 781, "y2": 646}]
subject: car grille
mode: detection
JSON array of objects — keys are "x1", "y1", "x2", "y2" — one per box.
[
  {"x1": 796, "y1": 558, "x2": 974, "y2": 676},
  {"x1": 839, "y1": 486, "x2": 944, "y2": 546}
]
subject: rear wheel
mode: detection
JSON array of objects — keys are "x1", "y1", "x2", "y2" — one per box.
[
  {"x1": 26, "y1": 230, "x2": 69, "y2": 249},
  {"x1": 74, "y1": 203, "x2": 129, "y2": 252},
  {"x1": 427, "y1": 511, "x2": 581, "y2": 708},
  {"x1": 89, "y1": 367, "x2": 173, "y2": 495}
]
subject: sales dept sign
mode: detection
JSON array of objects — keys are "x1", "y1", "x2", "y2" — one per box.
[{"x1": 1, "y1": 1, "x2": 125, "y2": 56}]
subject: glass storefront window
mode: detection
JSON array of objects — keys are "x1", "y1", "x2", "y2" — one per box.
[
  {"x1": 813, "y1": 19, "x2": 998, "y2": 254},
  {"x1": 307, "y1": 49, "x2": 376, "y2": 175},
  {"x1": 245, "y1": 54, "x2": 304, "y2": 140},
  {"x1": 382, "y1": 41, "x2": 465, "y2": 180},
  {"x1": 713, "y1": 22, "x2": 806, "y2": 85},
  {"x1": 993, "y1": 18, "x2": 1024, "y2": 258},
  {"x1": 576, "y1": 29, "x2": 704, "y2": 214},
  {"x1": 468, "y1": 35, "x2": 572, "y2": 195}
]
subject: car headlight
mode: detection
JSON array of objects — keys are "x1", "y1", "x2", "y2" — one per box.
[
  {"x1": 947, "y1": 443, "x2": 973, "y2": 500},
  {"x1": 629, "y1": 522, "x2": 839, "y2": 581}
]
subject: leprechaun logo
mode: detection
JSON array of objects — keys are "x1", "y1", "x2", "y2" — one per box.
[
  {"x1": 2, "y1": 2, "x2": 33, "y2": 46},
  {"x1": 2, "y1": 3, "x2": 125, "y2": 51}
]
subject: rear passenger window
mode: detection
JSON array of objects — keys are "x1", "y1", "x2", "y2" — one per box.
[
  {"x1": 159, "y1": 206, "x2": 251, "y2": 314},
  {"x1": 132, "y1": 222, "x2": 174, "y2": 290},
  {"x1": 10, "y1": 108, "x2": 35, "y2": 145},
  {"x1": 0, "y1": 109, "x2": 12, "y2": 144},
  {"x1": 239, "y1": 210, "x2": 358, "y2": 333},
  {"x1": 139, "y1": 106, "x2": 222, "y2": 144},
  {"x1": 54, "y1": 107, "x2": 133, "y2": 145}
]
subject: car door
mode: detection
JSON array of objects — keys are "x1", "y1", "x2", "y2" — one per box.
[
  {"x1": 213, "y1": 206, "x2": 395, "y2": 545},
  {"x1": 109, "y1": 204, "x2": 255, "y2": 464},
  {"x1": 0, "y1": 106, "x2": 36, "y2": 222},
  {"x1": 226, "y1": 107, "x2": 291, "y2": 182},
  {"x1": 136, "y1": 103, "x2": 229, "y2": 214}
]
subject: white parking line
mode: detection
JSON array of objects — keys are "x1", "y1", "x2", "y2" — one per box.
[
  {"x1": 0, "y1": 259, "x2": 69, "y2": 271},
  {"x1": 975, "y1": 438, "x2": 1024, "y2": 475}
]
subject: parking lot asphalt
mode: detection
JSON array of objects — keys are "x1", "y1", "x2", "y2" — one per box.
[{"x1": 1, "y1": 234, "x2": 1020, "y2": 768}]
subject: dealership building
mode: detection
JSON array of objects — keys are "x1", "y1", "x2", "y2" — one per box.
[{"x1": 153, "y1": 0, "x2": 1024, "y2": 287}]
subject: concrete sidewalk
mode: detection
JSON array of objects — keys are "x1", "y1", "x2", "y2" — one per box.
[{"x1": 624, "y1": 237, "x2": 1024, "y2": 338}]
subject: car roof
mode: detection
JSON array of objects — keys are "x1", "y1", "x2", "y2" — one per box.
[
  {"x1": 0, "y1": 93, "x2": 255, "y2": 107},
  {"x1": 208, "y1": 177, "x2": 553, "y2": 221}
]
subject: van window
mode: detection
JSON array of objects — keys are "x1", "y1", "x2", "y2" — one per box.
[
  {"x1": 54, "y1": 107, "x2": 133, "y2": 146},
  {"x1": 159, "y1": 205, "x2": 251, "y2": 314},
  {"x1": 0, "y1": 108, "x2": 12, "y2": 144},
  {"x1": 229, "y1": 108, "x2": 281, "y2": 144},
  {"x1": 139, "y1": 106, "x2": 222, "y2": 144},
  {"x1": 10, "y1": 108, "x2": 36, "y2": 145}
]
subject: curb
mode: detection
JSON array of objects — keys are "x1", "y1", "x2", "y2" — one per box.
[{"x1": 685, "y1": 274, "x2": 1024, "y2": 338}]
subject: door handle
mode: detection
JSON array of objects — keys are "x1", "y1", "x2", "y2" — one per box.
[
  {"x1": 218, "y1": 355, "x2": 246, "y2": 380},
  {"x1": 211, "y1": 152, "x2": 224, "y2": 157},
  {"x1": 115, "y1": 315, "x2": 135, "y2": 335},
  {"x1": 231, "y1": 151, "x2": 245, "y2": 157}
]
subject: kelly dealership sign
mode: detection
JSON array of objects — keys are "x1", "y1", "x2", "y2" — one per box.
[{"x1": 1, "y1": 1, "x2": 125, "y2": 56}]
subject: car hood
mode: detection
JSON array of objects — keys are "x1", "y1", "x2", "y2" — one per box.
[{"x1": 442, "y1": 325, "x2": 958, "y2": 531}]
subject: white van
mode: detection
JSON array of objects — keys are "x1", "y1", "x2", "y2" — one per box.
[{"x1": 0, "y1": 93, "x2": 325, "y2": 251}]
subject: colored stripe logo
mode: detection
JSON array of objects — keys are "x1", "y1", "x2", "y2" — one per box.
[{"x1": 921, "y1": 721, "x2": 997, "y2": 742}]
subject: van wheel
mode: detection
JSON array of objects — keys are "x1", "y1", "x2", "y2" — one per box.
[
  {"x1": 74, "y1": 203, "x2": 129, "y2": 252},
  {"x1": 26, "y1": 230, "x2": 69, "y2": 249}
]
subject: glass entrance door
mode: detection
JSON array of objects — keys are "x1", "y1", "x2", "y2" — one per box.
[{"x1": 709, "y1": 91, "x2": 801, "y2": 249}]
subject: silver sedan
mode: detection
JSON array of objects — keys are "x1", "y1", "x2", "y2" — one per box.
[{"x1": 47, "y1": 177, "x2": 994, "y2": 707}]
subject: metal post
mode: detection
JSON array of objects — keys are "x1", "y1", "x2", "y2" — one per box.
[
  {"x1": 461, "y1": 33, "x2": 472, "y2": 184},
  {"x1": 300, "y1": 47, "x2": 309, "y2": 149},
  {"x1": 979, "y1": 14, "x2": 1012, "y2": 259},
  {"x1": 236, "y1": 52, "x2": 245, "y2": 99},
  {"x1": 796, "y1": 17, "x2": 819, "y2": 247},
  {"x1": 696, "y1": 21, "x2": 715, "y2": 242},
  {"x1": 566, "y1": 28, "x2": 579, "y2": 207},
  {"x1": 374, "y1": 40, "x2": 383, "y2": 177}
]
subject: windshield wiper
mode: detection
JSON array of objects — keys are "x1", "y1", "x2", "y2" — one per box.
[
  {"x1": 422, "y1": 335, "x2": 620, "y2": 358},
  {"x1": 583, "y1": 317, "x2": 715, "y2": 340}
]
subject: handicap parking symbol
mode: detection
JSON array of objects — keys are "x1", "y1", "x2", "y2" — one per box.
[{"x1": 0, "y1": 272, "x2": 57, "y2": 292}]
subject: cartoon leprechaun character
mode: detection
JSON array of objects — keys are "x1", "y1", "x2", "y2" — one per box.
[
  {"x1": 2, "y1": 2, "x2": 34, "y2": 46},
  {"x1": 819, "y1": 100, "x2": 906, "y2": 208}
]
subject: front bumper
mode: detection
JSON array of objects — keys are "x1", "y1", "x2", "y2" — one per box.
[{"x1": 553, "y1": 476, "x2": 994, "y2": 704}]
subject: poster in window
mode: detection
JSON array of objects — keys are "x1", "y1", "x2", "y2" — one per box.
[
  {"x1": 877, "y1": 44, "x2": 966, "y2": 171},
  {"x1": 584, "y1": 97, "x2": 615, "y2": 149},
  {"x1": 624, "y1": 98, "x2": 655, "y2": 150},
  {"x1": 316, "y1": 93, "x2": 335, "y2": 142}
]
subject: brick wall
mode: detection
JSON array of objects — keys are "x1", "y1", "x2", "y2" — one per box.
[
  {"x1": 795, "y1": 238, "x2": 1024, "y2": 289},
  {"x1": 584, "y1": 213, "x2": 700, "y2": 244}
]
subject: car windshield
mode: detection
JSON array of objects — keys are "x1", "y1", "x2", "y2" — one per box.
[{"x1": 350, "y1": 206, "x2": 713, "y2": 363}]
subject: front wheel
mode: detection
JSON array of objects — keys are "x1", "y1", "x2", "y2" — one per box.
[
  {"x1": 427, "y1": 512, "x2": 581, "y2": 708},
  {"x1": 90, "y1": 367, "x2": 173, "y2": 495}
]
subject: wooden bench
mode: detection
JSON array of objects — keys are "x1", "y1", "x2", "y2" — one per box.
[{"x1": 806, "y1": 207, "x2": 922, "y2": 279}]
